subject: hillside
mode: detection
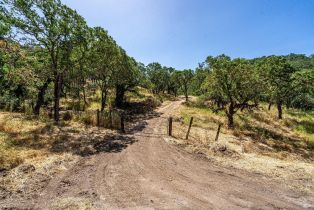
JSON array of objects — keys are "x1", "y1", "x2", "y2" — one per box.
[{"x1": 165, "y1": 97, "x2": 314, "y2": 194}]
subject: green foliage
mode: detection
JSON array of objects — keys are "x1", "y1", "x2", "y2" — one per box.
[
  {"x1": 143, "y1": 63, "x2": 194, "y2": 99},
  {"x1": 178, "y1": 69, "x2": 194, "y2": 101},
  {"x1": 257, "y1": 56, "x2": 295, "y2": 101},
  {"x1": 88, "y1": 27, "x2": 119, "y2": 110},
  {"x1": 204, "y1": 55, "x2": 260, "y2": 128},
  {"x1": 191, "y1": 64, "x2": 210, "y2": 96},
  {"x1": 291, "y1": 69, "x2": 314, "y2": 110},
  {"x1": 169, "y1": 70, "x2": 182, "y2": 96},
  {"x1": 146, "y1": 62, "x2": 170, "y2": 93},
  {"x1": 286, "y1": 53, "x2": 314, "y2": 70},
  {"x1": 256, "y1": 56, "x2": 295, "y2": 119},
  {"x1": 1, "y1": 0, "x2": 141, "y2": 117},
  {"x1": 0, "y1": 0, "x2": 313, "y2": 132},
  {"x1": 0, "y1": 40, "x2": 40, "y2": 111}
]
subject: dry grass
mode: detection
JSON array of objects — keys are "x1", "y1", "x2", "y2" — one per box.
[
  {"x1": 179, "y1": 101, "x2": 314, "y2": 159},
  {"x1": 166, "y1": 100, "x2": 314, "y2": 194},
  {"x1": 0, "y1": 113, "x2": 51, "y2": 171},
  {"x1": 60, "y1": 87, "x2": 168, "y2": 113},
  {"x1": 47, "y1": 197, "x2": 96, "y2": 210},
  {"x1": 0, "y1": 111, "x2": 125, "y2": 171},
  {"x1": 0, "y1": 111, "x2": 136, "y2": 201},
  {"x1": 0, "y1": 87, "x2": 166, "y2": 172},
  {"x1": 0, "y1": 112, "x2": 80, "y2": 199},
  {"x1": 0, "y1": 153, "x2": 78, "y2": 198}
]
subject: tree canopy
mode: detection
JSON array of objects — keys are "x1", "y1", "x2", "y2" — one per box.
[
  {"x1": 0, "y1": 0, "x2": 313, "y2": 128},
  {"x1": 1, "y1": 0, "x2": 141, "y2": 121}
]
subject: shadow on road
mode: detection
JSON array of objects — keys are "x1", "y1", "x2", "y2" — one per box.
[
  {"x1": 1, "y1": 109, "x2": 165, "y2": 158},
  {"x1": 125, "y1": 110, "x2": 162, "y2": 134},
  {"x1": 2, "y1": 123, "x2": 138, "y2": 157}
]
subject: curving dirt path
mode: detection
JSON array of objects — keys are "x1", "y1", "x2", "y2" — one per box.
[{"x1": 30, "y1": 100, "x2": 314, "y2": 209}]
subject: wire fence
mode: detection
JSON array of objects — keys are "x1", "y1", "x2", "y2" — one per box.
[
  {"x1": 38, "y1": 108, "x2": 126, "y2": 131},
  {"x1": 166, "y1": 116, "x2": 224, "y2": 145},
  {"x1": 24, "y1": 104, "x2": 224, "y2": 143}
]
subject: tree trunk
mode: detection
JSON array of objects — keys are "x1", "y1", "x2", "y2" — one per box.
[
  {"x1": 277, "y1": 101, "x2": 283, "y2": 120},
  {"x1": 83, "y1": 86, "x2": 87, "y2": 111},
  {"x1": 184, "y1": 87, "x2": 188, "y2": 102},
  {"x1": 54, "y1": 74, "x2": 62, "y2": 123},
  {"x1": 115, "y1": 84, "x2": 126, "y2": 108},
  {"x1": 227, "y1": 113, "x2": 234, "y2": 129},
  {"x1": 101, "y1": 89, "x2": 108, "y2": 112},
  {"x1": 77, "y1": 90, "x2": 81, "y2": 111},
  {"x1": 226, "y1": 103, "x2": 235, "y2": 129},
  {"x1": 33, "y1": 78, "x2": 51, "y2": 115},
  {"x1": 268, "y1": 102, "x2": 272, "y2": 111}
]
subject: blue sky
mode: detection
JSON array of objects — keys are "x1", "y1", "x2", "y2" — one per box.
[{"x1": 61, "y1": 0, "x2": 314, "y2": 70}]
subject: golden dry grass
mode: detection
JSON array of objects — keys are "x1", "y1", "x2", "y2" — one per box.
[
  {"x1": 166, "y1": 100, "x2": 314, "y2": 194},
  {"x1": 0, "y1": 87, "x2": 169, "y2": 172},
  {"x1": 0, "y1": 111, "x2": 121, "y2": 171},
  {"x1": 0, "y1": 113, "x2": 51, "y2": 170},
  {"x1": 178, "y1": 101, "x2": 314, "y2": 159},
  {"x1": 0, "y1": 111, "x2": 134, "y2": 201}
]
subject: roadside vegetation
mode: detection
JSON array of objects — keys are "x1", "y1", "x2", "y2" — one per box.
[
  {"x1": 181, "y1": 100, "x2": 314, "y2": 149},
  {"x1": 164, "y1": 98, "x2": 314, "y2": 194}
]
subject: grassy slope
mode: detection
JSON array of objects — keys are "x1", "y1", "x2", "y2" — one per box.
[
  {"x1": 169, "y1": 98, "x2": 314, "y2": 194},
  {"x1": 180, "y1": 101, "x2": 314, "y2": 154}
]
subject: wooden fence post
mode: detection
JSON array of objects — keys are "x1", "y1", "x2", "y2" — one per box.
[
  {"x1": 120, "y1": 114, "x2": 125, "y2": 133},
  {"x1": 186, "y1": 117, "x2": 194, "y2": 140},
  {"x1": 96, "y1": 109, "x2": 100, "y2": 127},
  {"x1": 168, "y1": 117, "x2": 173, "y2": 136},
  {"x1": 215, "y1": 123, "x2": 222, "y2": 142}
]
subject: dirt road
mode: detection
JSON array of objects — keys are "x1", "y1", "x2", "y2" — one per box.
[{"x1": 8, "y1": 100, "x2": 314, "y2": 209}]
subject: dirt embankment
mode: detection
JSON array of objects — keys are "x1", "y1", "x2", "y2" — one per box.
[{"x1": 1, "y1": 100, "x2": 314, "y2": 209}]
